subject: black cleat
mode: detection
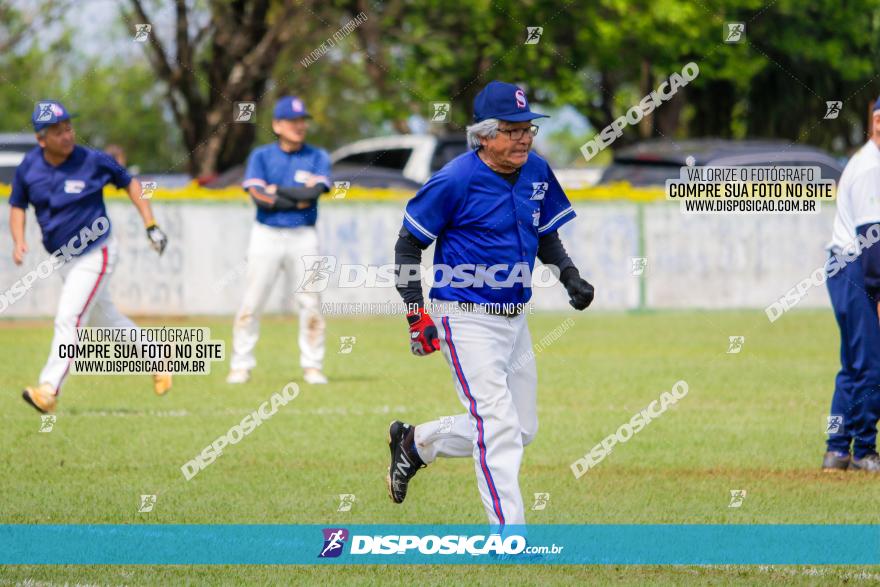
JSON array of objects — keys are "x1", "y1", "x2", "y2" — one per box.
[
  {"x1": 851, "y1": 453, "x2": 880, "y2": 472},
  {"x1": 386, "y1": 420, "x2": 425, "y2": 504},
  {"x1": 822, "y1": 451, "x2": 850, "y2": 472}
]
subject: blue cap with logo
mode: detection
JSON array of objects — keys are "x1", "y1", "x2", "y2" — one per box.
[
  {"x1": 273, "y1": 96, "x2": 310, "y2": 120},
  {"x1": 473, "y1": 81, "x2": 548, "y2": 123},
  {"x1": 32, "y1": 100, "x2": 73, "y2": 132}
]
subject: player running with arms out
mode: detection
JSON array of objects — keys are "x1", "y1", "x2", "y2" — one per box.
[
  {"x1": 822, "y1": 96, "x2": 880, "y2": 472},
  {"x1": 385, "y1": 81, "x2": 595, "y2": 526},
  {"x1": 227, "y1": 96, "x2": 331, "y2": 386},
  {"x1": 9, "y1": 101, "x2": 170, "y2": 414}
]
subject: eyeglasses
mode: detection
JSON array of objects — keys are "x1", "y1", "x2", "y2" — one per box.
[{"x1": 497, "y1": 125, "x2": 539, "y2": 140}]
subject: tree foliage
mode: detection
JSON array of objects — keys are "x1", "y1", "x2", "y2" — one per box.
[{"x1": 2, "y1": 0, "x2": 879, "y2": 172}]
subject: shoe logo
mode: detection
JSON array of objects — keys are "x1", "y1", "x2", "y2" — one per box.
[
  {"x1": 396, "y1": 450, "x2": 412, "y2": 478},
  {"x1": 392, "y1": 449, "x2": 412, "y2": 494},
  {"x1": 319, "y1": 528, "x2": 349, "y2": 558}
]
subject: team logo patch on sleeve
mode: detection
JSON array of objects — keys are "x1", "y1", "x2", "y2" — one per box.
[{"x1": 530, "y1": 182, "x2": 548, "y2": 200}]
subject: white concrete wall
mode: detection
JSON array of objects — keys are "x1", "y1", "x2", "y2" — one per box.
[
  {"x1": 0, "y1": 200, "x2": 835, "y2": 317},
  {"x1": 643, "y1": 204, "x2": 835, "y2": 309}
]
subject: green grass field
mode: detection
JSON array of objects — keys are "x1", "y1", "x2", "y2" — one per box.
[{"x1": 3, "y1": 309, "x2": 880, "y2": 585}]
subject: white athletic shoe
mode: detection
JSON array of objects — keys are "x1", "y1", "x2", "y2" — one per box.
[
  {"x1": 226, "y1": 369, "x2": 251, "y2": 384},
  {"x1": 303, "y1": 368, "x2": 328, "y2": 385}
]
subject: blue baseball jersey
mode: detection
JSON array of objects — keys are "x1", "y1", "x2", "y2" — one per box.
[
  {"x1": 403, "y1": 150, "x2": 575, "y2": 304},
  {"x1": 9, "y1": 145, "x2": 130, "y2": 255},
  {"x1": 242, "y1": 143, "x2": 331, "y2": 228}
]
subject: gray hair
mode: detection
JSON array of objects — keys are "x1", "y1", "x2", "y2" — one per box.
[{"x1": 466, "y1": 118, "x2": 499, "y2": 150}]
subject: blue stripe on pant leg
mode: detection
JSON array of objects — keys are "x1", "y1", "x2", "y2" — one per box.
[{"x1": 442, "y1": 316, "x2": 506, "y2": 525}]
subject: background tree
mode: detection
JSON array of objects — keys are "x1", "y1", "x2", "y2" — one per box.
[
  {"x1": 4, "y1": 0, "x2": 880, "y2": 174},
  {"x1": 124, "y1": 0, "x2": 310, "y2": 178}
]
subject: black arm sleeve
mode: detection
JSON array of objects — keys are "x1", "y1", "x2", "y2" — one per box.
[
  {"x1": 276, "y1": 185, "x2": 327, "y2": 203},
  {"x1": 537, "y1": 230, "x2": 580, "y2": 285},
  {"x1": 395, "y1": 226, "x2": 429, "y2": 308},
  {"x1": 858, "y1": 222, "x2": 880, "y2": 300},
  {"x1": 247, "y1": 186, "x2": 301, "y2": 211}
]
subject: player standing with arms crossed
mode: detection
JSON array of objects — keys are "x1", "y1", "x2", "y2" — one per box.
[
  {"x1": 385, "y1": 82, "x2": 595, "y2": 525},
  {"x1": 9, "y1": 101, "x2": 170, "y2": 413},
  {"x1": 822, "y1": 97, "x2": 880, "y2": 472},
  {"x1": 227, "y1": 96, "x2": 331, "y2": 385}
]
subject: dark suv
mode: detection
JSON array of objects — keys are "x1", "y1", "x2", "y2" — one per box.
[
  {"x1": 0, "y1": 133, "x2": 38, "y2": 184},
  {"x1": 598, "y1": 139, "x2": 843, "y2": 186}
]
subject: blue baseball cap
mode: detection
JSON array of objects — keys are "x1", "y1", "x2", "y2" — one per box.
[
  {"x1": 273, "y1": 96, "x2": 310, "y2": 120},
  {"x1": 473, "y1": 81, "x2": 548, "y2": 123},
  {"x1": 873, "y1": 96, "x2": 880, "y2": 111},
  {"x1": 32, "y1": 100, "x2": 74, "y2": 132}
]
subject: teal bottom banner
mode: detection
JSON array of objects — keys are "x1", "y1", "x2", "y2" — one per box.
[{"x1": 2, "y1": 525, "x2": 878, "y2": 565}]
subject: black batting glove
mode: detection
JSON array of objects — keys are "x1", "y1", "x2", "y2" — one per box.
[
  {"x1": 146, "y1": 223, "x2": 168, "y2": 255},
  {"x1": 561, "y1": 267, "x2": 594, "y2": 310}
]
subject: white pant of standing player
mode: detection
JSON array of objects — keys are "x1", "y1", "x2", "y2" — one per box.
[
  {"x1": 230, "y1": 222, "x2": 325, "y2": 372},
  {"x1": 40, "y1": 236, "x2": 137, "y2": 393},
  {"x1": 413, "y1": 307, "x2": 537, "y2": 526}
]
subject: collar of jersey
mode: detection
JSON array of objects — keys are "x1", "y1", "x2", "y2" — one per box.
[{"x1": 472, "y1": 149, "x2": 531, "y2": 180}]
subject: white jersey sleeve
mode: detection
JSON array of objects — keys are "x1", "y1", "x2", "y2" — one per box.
[
  {"x1": 850, "y1": 165, "x2": 880, "y2": 229},
  {"x1": 828, "y1": 141, "x2": 880, "y2": 253}
]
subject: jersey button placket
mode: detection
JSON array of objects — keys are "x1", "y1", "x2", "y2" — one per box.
[{"x1": 508, "y1": 180, "x2": 529, "y2": 302}]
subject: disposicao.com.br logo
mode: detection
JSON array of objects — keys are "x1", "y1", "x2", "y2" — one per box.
[{"x1": 317, "y1": 528, "x2": 562, "y2": 558}]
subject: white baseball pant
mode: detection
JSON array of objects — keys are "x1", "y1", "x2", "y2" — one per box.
[
  {"x1": 230, "y1": 222, "x2": 325, "y2": 372},
  {"x1": 39, "y1": 236, "x2": 137, "y2": 393},
  {"x1": 413, "y1": 307, "x2": 538, "y2": 526}
]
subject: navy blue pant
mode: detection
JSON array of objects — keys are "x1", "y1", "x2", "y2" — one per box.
[{"x1": 827, "y1": 255, "x2": 880, "y2": 458}]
